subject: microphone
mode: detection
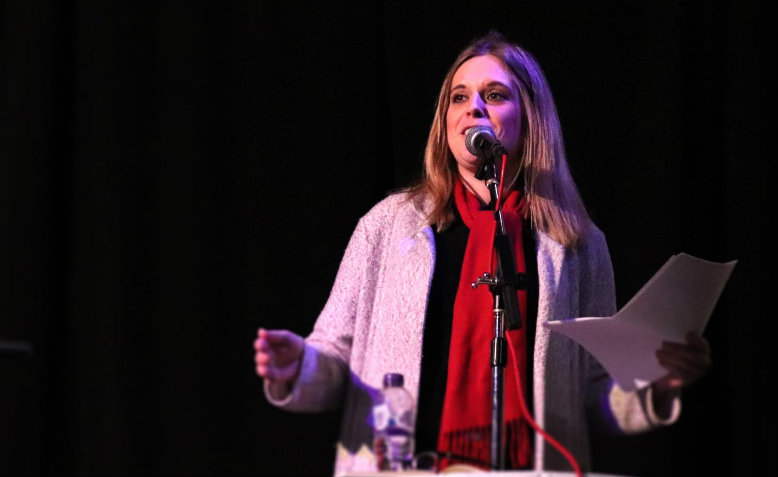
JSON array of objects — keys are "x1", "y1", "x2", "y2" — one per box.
[{"x1": 465, "y1": 126, "x2": 507, "y2": 158}]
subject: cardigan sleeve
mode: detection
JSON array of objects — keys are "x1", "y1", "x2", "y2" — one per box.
[
  {"x1": 579, "y1": 226, "x2": 681, "y2": 435},
  {"x1": 264, "y1": 209, "x2": 383, "y2": 412}
]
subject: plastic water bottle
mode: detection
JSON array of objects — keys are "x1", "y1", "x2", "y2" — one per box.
[{"x1": 372, "y1": 373, "x2": 415, "y2": 471}]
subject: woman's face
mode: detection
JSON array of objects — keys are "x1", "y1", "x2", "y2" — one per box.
[{"x1": 446, "y1": 54, "x2": 522, "y2": 176}]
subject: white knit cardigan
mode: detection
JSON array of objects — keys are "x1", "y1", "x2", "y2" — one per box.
[{"x1": 265, "y1": 192, "x2": 679, "y2": 476}]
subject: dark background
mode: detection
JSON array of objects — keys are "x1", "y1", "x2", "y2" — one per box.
[{"x1": 1, "y1": 1, "x2": 773, "y2": 476}]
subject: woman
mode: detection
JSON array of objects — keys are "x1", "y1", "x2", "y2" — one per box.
[{"x1": 254, "y1": 31, "x2": 710, "y2": 475}]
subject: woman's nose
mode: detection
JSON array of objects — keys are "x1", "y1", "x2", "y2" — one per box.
[{"x1": 467, "y1": 95, "x2": 487, "y2": 118}]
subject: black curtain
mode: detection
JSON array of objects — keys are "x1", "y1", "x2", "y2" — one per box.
[{"x1": 1, "y1": 1, "x2": 773, "y2": 476}]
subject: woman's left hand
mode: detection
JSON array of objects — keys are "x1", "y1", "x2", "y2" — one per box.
[{"x1": 652, "y1": 331, "x2": 712, "y2": 396}]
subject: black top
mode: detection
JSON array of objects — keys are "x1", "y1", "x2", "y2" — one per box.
[{"x1": 414, "y1": 209, "x2": 539, "y2": 457}]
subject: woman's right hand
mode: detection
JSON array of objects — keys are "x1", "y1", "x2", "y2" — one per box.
[{"x1": 254, "y1": 328, "x2": 305, "y2": 386}]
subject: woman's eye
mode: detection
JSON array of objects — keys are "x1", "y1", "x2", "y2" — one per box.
[
  {"x1": 486, "y1": 91, "x2": 507, "y2": 101},
  {"x1": 452, "y1": 94, "x2": 466, "y2": 103}
]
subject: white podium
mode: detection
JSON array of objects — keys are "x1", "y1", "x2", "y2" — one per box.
[{"x1": 342, "y1": 470, "x2": 632, "y2": 477}]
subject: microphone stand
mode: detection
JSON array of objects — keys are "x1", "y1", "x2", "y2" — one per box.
[{"x1": 471, "y1": 152, "x2": 522, "y2": 471}]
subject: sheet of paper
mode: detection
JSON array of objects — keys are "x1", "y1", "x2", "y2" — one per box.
[{"x1": 543, "y1": 253, "x2": 737, "y2": 392}]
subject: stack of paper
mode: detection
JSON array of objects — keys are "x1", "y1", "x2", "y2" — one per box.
[{"x1": 543, "y1": 253, "x2": 737, "y2": 391}]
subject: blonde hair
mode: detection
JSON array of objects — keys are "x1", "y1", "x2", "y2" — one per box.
[{"x1": 409, "y1": 31, "x2": 592, "y2": 248}]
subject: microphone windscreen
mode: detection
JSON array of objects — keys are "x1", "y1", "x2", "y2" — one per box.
[{"x1": 465, "y1": 126, "x2": 496, "y2": 156}]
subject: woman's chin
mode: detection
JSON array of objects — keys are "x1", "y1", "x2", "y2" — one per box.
[{"x1": 455, "y1": 157, "x2": 482, "y2": 177}]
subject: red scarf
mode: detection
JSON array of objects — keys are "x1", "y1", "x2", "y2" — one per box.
[{"x1": 436, "y1": 178, "x2": 531, "y2": 470}]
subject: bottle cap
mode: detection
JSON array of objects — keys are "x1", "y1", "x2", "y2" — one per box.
[{"x1": 383, "y1": 373, "x2": 404, "y2": 388}]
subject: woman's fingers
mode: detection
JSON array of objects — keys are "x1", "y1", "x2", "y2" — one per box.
[
  {"x1": 254, "y1": 328, "x2": 304, "y2": 382},
  {"x1": 685, "y1": 331, "x2": 711, "y2": 354},
  {"x1": 256, "y1": 358, "x2": 301, "y2": 381},
  {"x1": 260, "y1": 360, "x2": 302, "y2": 381},
  {"x1": 655, "y1": 332, "x2": 711, "y2": 387}
]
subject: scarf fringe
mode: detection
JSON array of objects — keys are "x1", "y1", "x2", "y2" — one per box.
[{"x1": 440, "y1": 418, "x2": 531, "y2": 469}]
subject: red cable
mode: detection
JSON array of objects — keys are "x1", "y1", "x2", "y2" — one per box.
[
  {"x1": 506, "y1": 299, "x2": 583, "y2": 477},
  {"x1": 489, "y1": 154, "x2": 510, "y2": 272},
  {"x1": 495, "y1": 153, "x2": 508, "y2": 211},
  {"x1": 491, "y1": 152, "x2": 583, "y2": 476}
]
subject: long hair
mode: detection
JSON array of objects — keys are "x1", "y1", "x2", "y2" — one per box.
[{"x1": 410, "y1": 31, "x2": 592, "y2": 248}]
